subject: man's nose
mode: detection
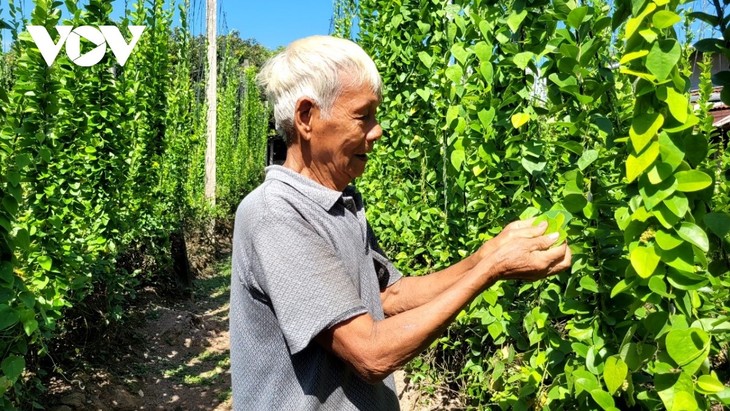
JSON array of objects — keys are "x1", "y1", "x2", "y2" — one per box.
[{"x1": 368, "y1": 123, "x2": 383, "y2": 142}]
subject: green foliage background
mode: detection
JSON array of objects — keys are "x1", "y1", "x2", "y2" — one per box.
[
  {"x1": 0, "y1": 0, "x2": 268, "y2": 407},
  {"x1": 338, "y1": 0, "x2": 730, "y2": 409}
]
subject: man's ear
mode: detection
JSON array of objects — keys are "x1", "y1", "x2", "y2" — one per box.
[{"x1": 294, "y1": 97, "x2": 316, "y2": 142}]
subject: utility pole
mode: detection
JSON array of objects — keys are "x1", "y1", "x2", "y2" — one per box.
[{"x1": 205, "y1": 0, "x2": 217, "y2": 206}]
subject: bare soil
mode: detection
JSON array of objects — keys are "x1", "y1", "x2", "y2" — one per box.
[{"x1": 38, "y1": 231, "x2": 456, "y2": 410}]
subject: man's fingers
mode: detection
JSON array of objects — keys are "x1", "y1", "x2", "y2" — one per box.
[{"x1": 538, "y1": 242, "x2": 572, "y2": 276}]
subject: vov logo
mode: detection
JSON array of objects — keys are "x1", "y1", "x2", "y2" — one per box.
[{"x1": 27, "y1": 25, "x2": 146, "y2": 67}]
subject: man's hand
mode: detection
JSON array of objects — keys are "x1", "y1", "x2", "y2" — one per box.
[{"x1": 476, "y1": 220, "x2": 572, "y2": 282}]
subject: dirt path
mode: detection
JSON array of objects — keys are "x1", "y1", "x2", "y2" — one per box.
[
  {"x1": 41, "y1": 254, "x2": 454, "y2": 411},
  {"x1": 43, "y1": 258, "x2": 233, "y2": 411}
]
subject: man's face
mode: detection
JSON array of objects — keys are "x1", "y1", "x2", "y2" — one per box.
[{"x1": 306, "y1": 75, "x2": 382, "y2": 190}]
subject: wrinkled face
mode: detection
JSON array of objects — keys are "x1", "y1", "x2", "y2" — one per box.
[{"x1": 307, "y1": 75, "x2": 382, "y2": 190}]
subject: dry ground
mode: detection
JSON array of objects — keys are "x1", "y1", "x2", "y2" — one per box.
[{"x1": 40, "y1": 254, "x2": 459, "y2": 411}]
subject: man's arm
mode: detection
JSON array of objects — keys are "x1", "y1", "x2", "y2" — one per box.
[
  {"x1": 380, "y1": 219, "x2": 542, "y2": 316},
  {"x1": 316, "y1": 223, "x2": 572, "y2": 383}
]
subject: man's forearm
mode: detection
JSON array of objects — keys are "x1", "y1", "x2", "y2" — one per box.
[
  {"x1": 319, "y1": 264, "x2": 498, "y2": 383},
  {"x1": 381, "y1": 253, "x2": 479, "y2": 315}
]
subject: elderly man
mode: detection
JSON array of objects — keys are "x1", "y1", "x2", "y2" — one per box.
[{"x1": 229, "y1": 35, "x2": 572, "y2": 410}]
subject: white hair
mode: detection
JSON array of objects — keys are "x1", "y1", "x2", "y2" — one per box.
[{"x1": 257, "y1": 35, "x2": 382, "y2": 144}]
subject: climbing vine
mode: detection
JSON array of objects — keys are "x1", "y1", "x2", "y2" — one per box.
[{"x1": 353, "y1": 0, "x2": 730, "y2": 408}]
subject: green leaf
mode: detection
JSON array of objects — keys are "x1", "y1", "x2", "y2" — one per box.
[
  {"x1": 513, "y1": 51, "x2": 533, "y2": 70},
  {"x1": 567, "y1": 7, "x2": 590, "y2": 29},
  {"x1": 674, "y1": 170, "x2": 712, "y2": 192},
  {"x1": 675, "y1": 223, "x2": 709, "y2": 253},
  {"x1": 603, "y1": 356, "x2": 628, "y2": 394},
  {"x1": 688, "y1": 11, "x2": 719, "y2": 27},
  {"x1": 704, "y1": 212, "x2": 730, "y2": 242},
  {"x1": 37, "y1": 256, "x2": 52, "y2": 271},
  {"x1": 590, "y1": 389, "x2": 616, "y2": 410},
  {"x1": 577, "y1": 149, "x2": 599, "y2": 171},
  {"x1": 450, "y1": 43, "x2": 469, "y2": 66},
  {"x1": 665, "y1": 328, "x2": 710, "y2": 374},
  {"x1": 662, "y1": 193, "x2": 689, "y2": 219},
  {"x1": 656, "y1": 372, "x2": 697, "y2": 411},
  {"x1": 696, "y1": 374, "x2": 725, "y2": 394},
  {"x1": 445, "y1": 65, "x2": 463, "y2": 83},
  {"x1": 648, "y1": 275, "x2": 672, "y2": 297},
  {"x1": 626, "y1": 3, "x2": 657, "y2": 39},
  {"x1": 0, "y1": 305, "x2": 19, "y2": 330},
  {"x1": 418, "y1": 51, "x2": 433, "y2": 69},
  {"x1": 1, "y1": 355, "x2": 24, "y2": 382},
  {"x1": 652, "y1": 10, "x2": 681, "y2": 29},
  {"x1": 627, "y1": 142, "x2": 660, "y2": 183},
  {"x1": 630, "y1": 245, "x2": 660, "y2": 278},
  {"x1": 506, "y1": 9, "x2": 528, "y2": 32},
  {"x1": 511, "y1": 113, "x2": 530, "y2": 128},
  {"x1": 611, "y1": 278, "x2": 637, "y2": 298},
  {"x1": 655, "y1": 230, "x2": 683, "y2": 250},
  {"x1": 473, "y1": 41, "x2": 492, "y2": 62},
  {"x1": 661, "y1": 87, "x2": 688, "y2": 123},
  {"x1": 620, "y1": 49, "x2": 649, "y2": 64},
  {"x1": 450, "y1": 149, "x2": 465, "y2": 171},
  {"x1": 646, "y1": 39, "x2": 681, "y2": 82},
  {"x1": 630, "y1": 112, "x2": 663, "y2": 153}
]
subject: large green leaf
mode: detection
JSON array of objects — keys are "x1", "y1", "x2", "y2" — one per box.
[
  {"x1": 603, "y1": 356, "x2": 628, "y2": 394},
  {"x1": 652, "y1": 10, "x2": 681, "y2": 29},
  {"x1": 1, "y1": 355, "x2": 25, "y2": 382},
  {"x1": 665, "y1": 328, "x2": 710, "y2": 374},
  {"x1": 703, "y1": 212, "x2": 730, "y2": 242},
  {"x1": 629, "y1": 112, "x2": 663, "y2": 153},
  {"x1": 675, "y1": 223, "x2": 709, "y2": 253},
  {"x1": 627, "y1": 142, "x2": 660, "y2": 183},
  {"x1": 630, "y1": 244, "x2": 660, "y2": 278},
  {"x1": 674, "y1": 170, "x2": 712, "y2": 192},
  {"x1": 646, "y1": 39, "x2": 681, "y2": 81}
]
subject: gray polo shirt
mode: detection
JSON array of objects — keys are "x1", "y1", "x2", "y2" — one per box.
[{"x1": 229, "y1": 165, "x2": 402, "y2": 410}]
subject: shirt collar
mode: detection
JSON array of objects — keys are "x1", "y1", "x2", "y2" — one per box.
[{"x1": 265, "y1": 165, "x2": 348, "y2": 211}]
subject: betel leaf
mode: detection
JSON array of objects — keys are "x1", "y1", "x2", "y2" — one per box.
[
  {"x1": 589, "y1": 389, "x2": 616, "y2": 410},
  {"x1": 472, "y1": 41, "x2": 492, "y2": 62},
  {"x1": 646, "y1": 39, "x2": 681, "y2": 82},
  {"x1": 704, "y1": 212, "x2": 730, "y2": 242},
  {"x1": 652, "y1": 10, "x2": 681, "y2": 29},
  {"x1": 511, "y1": 113, "x2": 530, "y2": 128},
  {"x1": 418, "y1": 51, "x2": 433, "y2": 69},
  {"x1": 660, "y1": 87, "x2": 688, "y2": 123},
  {"x1": 450, "y1": 43, "x2": 470, "y2": 66},
  {"x1": 656, "y1": 372, "x2": 697, "y2": 411},
  {"x1": 626, "y1": 2, "x2": 657, "y2": 40},
  {"x1": 577, "y1": 149, "x2": 599, "y2": 171},
  {"x1": 513, "y1": 51, "x2": 533, "y2": 70},
  {"x1": 655, "y1": 229, "x2": 683, "y2": 250},
  {"x1": 451, "y1": 149, "x2": 465, "y2": 171},
  {"x1": 627, "y1": 142, "x2": 660, "y2": 183},
  {"x1": 676, "y1": 222, "x2": 709, "y2": 253},
  {"x1": 37, "y1": 255, "x2": 52, "y2": 271},
  {"x1": 445, "y1": 65, "x2": 463, "y2": 83},
  {"x1": 629, "y1": 112, "x2": 663, "y2": 153},
  {"x1": 506, "y1": 9, "x2": 528, "y2": 32},
  {"x1": 0, "y1": 305, "x2": 19, "y2": 330},
  {"x1": 665, "y1": 328, "x2": 710, "y2": 374},
  {"x1": 603, "y1": 356, "x2": 628, "y2": 394},
  {"x1": 619, "y1": 49, "x2": 649, "y2": 65},
  {"x1": 696, "y1": 374, "x2": 725, "y2": 394},
  {"x1": 567, "y1": 6, "x2": 590, "y2": 29},
  {"x1": 674, "y1": 170, "x2": 712, "y2": 192},
  {"x1": 663, "y1": 193, "x2": 689, "y2": 219},
  {"x1": 0, "y1": 355, "x2": 24, "y2": 382},
  {"x1": 630, "y1": 244, "x2": 660, "y2": 278}
]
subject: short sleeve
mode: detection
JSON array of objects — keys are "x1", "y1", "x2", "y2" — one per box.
[
  {"x1": 251, "y1": 216, "x2": 368, "y2": 354},
  {"x1": 366, "y1": 224, "x2": 403, "y2": 290}
]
